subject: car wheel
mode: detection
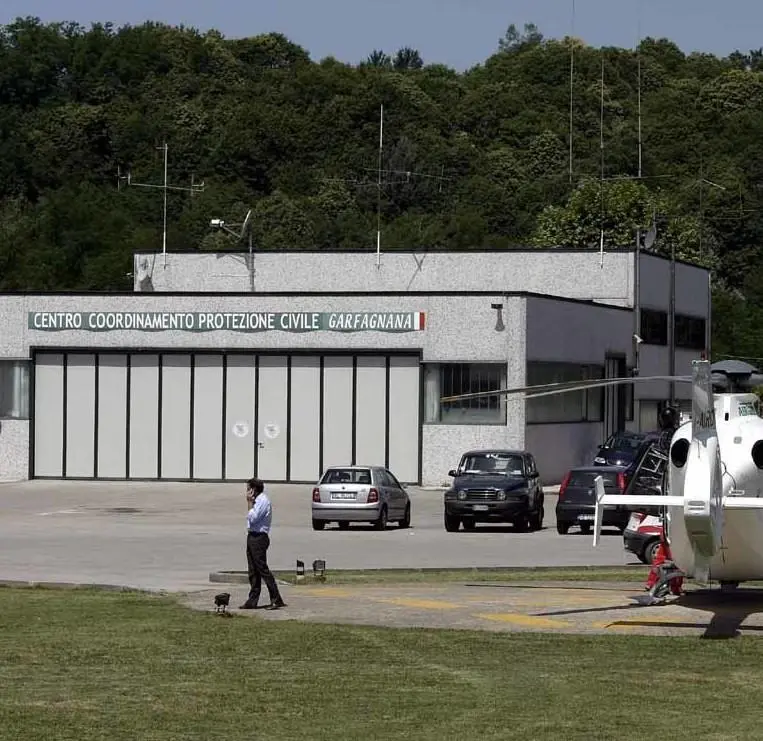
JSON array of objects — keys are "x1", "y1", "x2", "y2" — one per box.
[
  {"x1": 462, "y1": 518, "x2": 476, "y2": 531},
  {"x1": 399, "y1": 503, "x2": 411, "y2": 528},
  {"x1": 556, "y1": 521, "x2": 570, "y2": 535},
  {"x1": 312, "y1": 519, "x2": 326, "y2": 531},
  {"x1": 444, "y1": 513, "x2": 460, "y2": 532},
  {"x1": 374, "y1": 506, "x2": 388, "y2": 531},
  {"x1": 635, "y1": 552, "x2": 648, "y2": 564},
  {"x1": 643, "y1": 539, "x2": 660, "y2": 565},
  {"x1": 580, "y1": 523, "x2": 592, "y2": 535},
  {"x1": 530, "y1": 505, "x2": 544, "y2": 531},
  {"x1": 338, "y1": 521, "x2": 350, "y2": 530}
]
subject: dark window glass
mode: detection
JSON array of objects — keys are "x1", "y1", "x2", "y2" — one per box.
[
  {"x1": 675, "y1": 315, "x2": 706, "y2": 350},
  {"x1": 640, "y1": 309, "x2": 668, "y2": 345}
]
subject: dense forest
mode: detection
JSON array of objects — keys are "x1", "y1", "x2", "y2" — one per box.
[{"x1": 1, "y1": 17, "x2": 763, "y2": 359}]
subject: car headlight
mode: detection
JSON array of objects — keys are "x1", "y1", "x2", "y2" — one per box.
[
  {"x1": 457, "y1": 490, "x2": 467, "y2": 500},
  {"x1": 497, "y1": 491, "x2": 507, "y2": 501}
]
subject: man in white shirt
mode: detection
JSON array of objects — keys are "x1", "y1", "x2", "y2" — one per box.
[{"x1": 239, "y1": 478, "x2": 287, "y2": 610}]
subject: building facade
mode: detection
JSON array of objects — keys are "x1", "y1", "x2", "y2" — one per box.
[{"x1": 0, "y1": 248, "x2": 711, "y2": 486}]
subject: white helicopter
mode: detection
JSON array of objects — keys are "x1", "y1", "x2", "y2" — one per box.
[{"x1": 441, "y1": 359, "x2": 763, "y2": 597}]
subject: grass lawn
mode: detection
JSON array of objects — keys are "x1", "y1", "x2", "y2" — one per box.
[
  {"x1": 1, "y1": 585, "x2": 761, "y2": 741},
  {"x1": 273, "y1": 565, "x2": 651, "y2": 586}
]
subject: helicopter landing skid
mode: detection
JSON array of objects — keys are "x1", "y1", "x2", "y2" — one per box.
[{"x1": 630, "y1": 561, "x2": 686, "y2": 606}]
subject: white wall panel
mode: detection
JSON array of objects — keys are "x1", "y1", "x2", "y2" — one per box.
[
  {"x1": 192, "y1": 355, "x2": 223, "y2": 479},
  {"x1": 257, "y1": 356, "x2": 288, "y2": 480},
  {"x1": 289, "y1": 356, "x2": 320, "y2": 481},
  {"x1": 65, "y1": 354, "x2": 95, "y2": 478},
  {"x1": 225, "y1": 355, "x2": 256, "y2": 480},
  {"x1": 161, "y1": 355, "x2": 191, "y2": 479},
  {"x1": 129, "y1": 354, "x2": 159, "y2": 478},
  {"x1": 33, "y1": 353, "x2": 64, "y2": 477},
  {"x1": 322, "y1": 357, "x2": 353, "y2": 469},
  {"x1": 355, "y1": 356, "x2": 386, "y2": 467},
  {"x1": 388, "y1": 356, "x2": 420, "y2": 483},
  {"x1": 97, "y1": 354, "x2": 127, "y2": 478}
]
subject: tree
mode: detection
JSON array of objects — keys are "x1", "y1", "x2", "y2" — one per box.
[
  {"x1": 497, "y1": 23, "x2": 543, "y2": 53},
  {"x1": 393, "y1": 47, "x2": 423, "y2": 71}
]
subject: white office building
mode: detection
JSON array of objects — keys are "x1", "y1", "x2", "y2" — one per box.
[{"x1": 0, "y1": 247, "x2": 710, "y2": 486}]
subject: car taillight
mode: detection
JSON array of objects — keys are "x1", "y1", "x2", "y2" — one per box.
[
  {"x1": 368, "y1": 488, "x2": 379, "y2": 503},
  {"x1": 617, "y1": 472, "x2": 626, "y2": 492},
  {"x1": 312, "y1": 487, "x2": 320, "y2": 502},
  {"x1": 558, "y1": 472, "x2": 571, "y2": 500}
]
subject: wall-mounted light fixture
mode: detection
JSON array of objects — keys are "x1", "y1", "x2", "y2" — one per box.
[{"x1": 491, "y1": 303, "x2": 505, "y2": 332}]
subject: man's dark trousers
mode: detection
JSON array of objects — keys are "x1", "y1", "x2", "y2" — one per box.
[{"x1": 246, "y1": 532, "x2": 284, "y2": 606}]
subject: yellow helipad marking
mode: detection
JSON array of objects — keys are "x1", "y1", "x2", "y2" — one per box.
[
  {"x1": 593, "y1": 616, "x2": 694, "y2": 630},
  {"x1": 375, "y1": 597, "x2": 461, "y2": 610},
  {"x1": 474, "y1": 612, "x2": 572, "y2": 629},
  {"x1": 302, "y1": 587, "x2": 355, "y2": 598}
]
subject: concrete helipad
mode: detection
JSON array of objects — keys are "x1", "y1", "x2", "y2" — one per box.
[{"x1": 183, "y1": 580, "x2": 763, "y2": 638}]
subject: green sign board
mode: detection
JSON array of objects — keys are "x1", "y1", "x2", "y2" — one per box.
[{"x1": 28, "y1": 311, "x2": 426, "y2": 333}]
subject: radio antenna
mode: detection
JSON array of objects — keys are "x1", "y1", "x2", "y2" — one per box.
[
  {"x1": 637, "y1": 0, "x2": 643, "y2": 178},
  {"x1": 569, "y1": 0, "x2": 576, "y2": 184},
  {"x1": 599, "y1": 55, "x2": 606, "y2": 267},
  {"x1": 376, "y1": 103, "x2": 383, "y2": 269},
  {"x1": 117, "y1": 142, "x2": 205, "y2": 268}
]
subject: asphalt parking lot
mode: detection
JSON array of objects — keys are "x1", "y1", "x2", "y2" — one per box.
[{"x1": 0, "y1": 480, "x2": 633, "y2": 592}]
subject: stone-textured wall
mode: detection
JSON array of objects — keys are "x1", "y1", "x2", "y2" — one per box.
[
  {"x1": 0, "y1": 420, "x2": 29, "y2": 481},
  {"x1": 134, "y1": 250, "x2": 635, "y2": 306}
]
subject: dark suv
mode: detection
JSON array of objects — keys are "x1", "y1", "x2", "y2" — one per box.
[{"x1": 443, "y1": 449, "x2": 544, "y2": 532}]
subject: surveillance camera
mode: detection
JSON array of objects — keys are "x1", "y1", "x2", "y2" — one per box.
[
  {"x1": 633, "y1": 334, "x2": 643, "y2": 344},
  {"x1": 491, "y1": 303, "x2": 503, "y2": 310},
  {"x1": 209, "y1": 219, "x2": 224, "y2": 228}
]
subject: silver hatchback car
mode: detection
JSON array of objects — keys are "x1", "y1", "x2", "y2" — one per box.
[{"x1": 311, "y1": 465, "x2": 411, "y2": 531}]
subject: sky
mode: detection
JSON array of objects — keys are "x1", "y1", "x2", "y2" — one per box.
[{"x1": 1, "y1": 0, "x2": 761, "y2": 71}]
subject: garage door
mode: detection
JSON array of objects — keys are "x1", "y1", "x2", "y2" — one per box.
[{"x1": 32, "y1": 351, "x2": 421, "y2": 483}]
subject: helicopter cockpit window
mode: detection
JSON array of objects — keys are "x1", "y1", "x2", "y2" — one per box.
[{"x1": 737, "y1": 401, "x2": 760, "y2": 418}]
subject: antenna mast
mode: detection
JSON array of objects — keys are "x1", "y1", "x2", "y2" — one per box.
[
  {"x1": 569, "y1": 0, "x2": 576, "y2": 184},
  {"x1": 376, "y1": 104, "x2": 383, "y2": 268},
  {"x1": 637, "y1": 0, "x2": 643, "y2": 179},
  {"x1": 117, "y1": 142, "x2": 205, "y2": 268},
  {"x1": 599, "y1": 55, "x2": 606, "y2": 267}
]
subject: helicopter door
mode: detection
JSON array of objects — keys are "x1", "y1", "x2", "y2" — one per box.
[{"x1": 624, "y1": 443, "x2": 669, "y2": 516}]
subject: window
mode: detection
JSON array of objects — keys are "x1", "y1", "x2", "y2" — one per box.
[
  {"x1": 640, "y1": 309, "x2": 668, "y2": 345},
  {"x1": 526, "y1": 362, "x2": 604, "y2": 424},
  {"x1": 675, "y1": 315, "x2": 706, "y2": 351},
  {"x1": 322, "y1": 468, "x2": 371, "y2": 484},
  {"x1": 424, "y1": 363, "x2": 507, "y2": 425},
  {"x1": 457, "y1": 451, "x2": 525, "y2": 476},
  {"x1": 0, "y1": 360, "x2": 30, "y2": 419}
]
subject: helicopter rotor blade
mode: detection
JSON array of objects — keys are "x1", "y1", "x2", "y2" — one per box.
[{"x1": 440, "y1": 375, "x2": 693, "y2": 404}]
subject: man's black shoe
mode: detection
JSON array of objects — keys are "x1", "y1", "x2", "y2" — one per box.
[
  {"x1": 238, "y1": 601, "x2": 258, "y2": 610},
  {"x1": 264, "y1": 601, "x2": 287, "y2": 610}
]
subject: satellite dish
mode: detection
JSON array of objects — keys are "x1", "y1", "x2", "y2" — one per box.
[{"x1": 240, "y1": 209, "x2": 252, "y2": 239}]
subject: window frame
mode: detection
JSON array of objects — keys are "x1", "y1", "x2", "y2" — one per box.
[
  {"x1": 0, "y1": 358, "x2": 31, "y2": 420},
  {"x1": 640, "y1": 308, "x2": 668, "y2": 346},
  {"x1": 674, "y1": 314, "x2": 706, "y2": 351},
  {"x1": 424, "y1": 362, "x2": 508, "y2": 426},
  {"x1": 525, "y1": 361, "x2": 605, "y2": 425}
]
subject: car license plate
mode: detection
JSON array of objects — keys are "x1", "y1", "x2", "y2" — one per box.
[
  {"x1": 473, "y1": 504, "x2": 489, "y2": 511},
  {"x1": 577, "y1": 514, "x2": 595, "y2": 521},
  {"x1": 331, "y1": 492, "x2": 355, "y2": 500},
  {"x1": 627, "y1": 513, "x2": 641, "y2": 531}
]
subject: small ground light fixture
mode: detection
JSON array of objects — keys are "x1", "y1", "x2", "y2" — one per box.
[
  {"x1": 296, "y1": 560, "x2": 305, "y2": 582},
  {"x1": 312, "y1": 559, "x2": 326, "y2": 582}
]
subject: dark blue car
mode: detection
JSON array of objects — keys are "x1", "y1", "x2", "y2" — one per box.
[{"x1": 593, "y1": 431, "x2": 659, "y2": 468}]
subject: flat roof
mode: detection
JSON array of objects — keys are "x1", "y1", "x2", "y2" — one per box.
[{"x1": 3, "y1": 290, "x2": 633, "y2": 312}]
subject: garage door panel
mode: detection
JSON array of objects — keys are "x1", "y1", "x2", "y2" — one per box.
[
  {"x1": 322, "y1": 356, "x2": 353, "y2": 470},
  {"x1": 161, "y1": 355, "x2": 191, "y2": 479},
  {"x1": 225, "y1": 355, "x2": 257, "y2": 480},
  {"x1": 129, "y1": 354, "x2": 159, "y2": 478},
  {"x1": 97, "y1": 354, "x2": 127, "y2": 478},
  {"x1": 289, "y1": 356, "x2": 320, "y2": 482},
  {"x1": 355, "y1": 356, "x2": 386, "y2": 467},
  {"x1": 388, "y1": 356, "x2": 420, "y2": 483},
  {"x1": 33, "y1": 353, "x2": 64, "y2": 477},
  {"x1": 257, "y1": 356, "x2": 287, "y2": 480},
  {"x1": 193, "y1": 354, "x2": 223, "y2": 479},
  {"x1": 65, "y1": 354, "x2": 96, "y2": 478}
]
